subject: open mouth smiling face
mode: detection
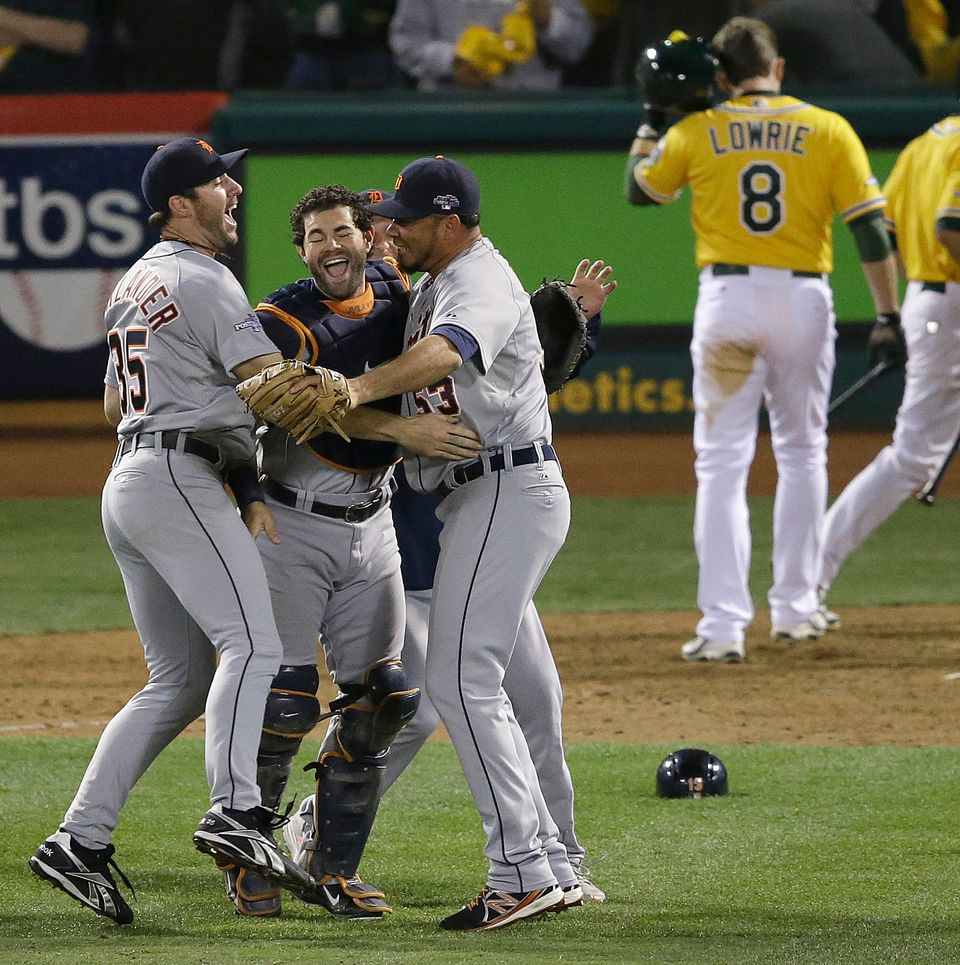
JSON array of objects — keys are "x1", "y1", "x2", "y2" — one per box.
[{"x1": 300, "y1": 205, "x2": 372, "y2": 300}]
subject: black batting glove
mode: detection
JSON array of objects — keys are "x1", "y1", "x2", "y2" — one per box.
[
  {"x1": 867, "y1": 312, "x2": 907, "y2": 368},
  {"x1": 635, "y1": 105, "x2": 667, "y2": 140}
]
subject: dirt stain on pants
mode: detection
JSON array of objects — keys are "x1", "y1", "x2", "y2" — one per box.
[{"x1": 700, "y1": 340, "x2": 758, "y2": 430}]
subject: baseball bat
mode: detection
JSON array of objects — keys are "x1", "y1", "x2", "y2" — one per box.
[
  {"x1": 916, "y1": 429, "x2": 960, "y2": 506},
  {"x1": 827, "y1": 360, "x2": 894, "y2": 416}
]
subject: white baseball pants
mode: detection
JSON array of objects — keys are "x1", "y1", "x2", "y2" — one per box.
[{"x1": 691, "y1": 266, "x2": 836, "y2": 642}]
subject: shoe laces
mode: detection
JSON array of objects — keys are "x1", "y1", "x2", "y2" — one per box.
[
  {"x1": 82, "y1": 842, "x2": 136, "y2": 901},
  {"x1": 466, "y1": 887, "x2": 490, "y2": 910},
  {"x1": 251, "y1": 805, "x2": 290, "y2": 833}
]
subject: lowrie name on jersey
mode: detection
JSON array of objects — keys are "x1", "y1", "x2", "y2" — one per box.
[{"x1": 708, "y1": 120, "x2": 812, "y2": 157}]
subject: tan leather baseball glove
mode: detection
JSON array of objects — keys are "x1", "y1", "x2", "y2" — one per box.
[{"x1": 235, "y1": 359, "x2": 352, "y2": 444}]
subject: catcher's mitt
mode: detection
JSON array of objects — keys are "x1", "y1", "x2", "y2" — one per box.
[
  {"x1": 530, "y1": 279, "x2": 589, "y2": 394},
  {"x1": 235, "y1": 359, "x2": 352, "y2": 444}
]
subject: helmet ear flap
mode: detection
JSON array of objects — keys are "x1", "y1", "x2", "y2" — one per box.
[{"x1": 656, "y1": 748, "x2": 729, "y2": 798}]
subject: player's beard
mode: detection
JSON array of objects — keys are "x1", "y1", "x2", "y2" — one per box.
[
  {"x1": 310, "y1": 247, "x2": 366, "y2": 300},
  {"x1": 195, "y1": 199, "x2": 238, "y2": 252}
]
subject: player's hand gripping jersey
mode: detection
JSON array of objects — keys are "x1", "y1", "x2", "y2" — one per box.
[{"x1": 634, "y1": 94, "x2": 886, "y2": 272}]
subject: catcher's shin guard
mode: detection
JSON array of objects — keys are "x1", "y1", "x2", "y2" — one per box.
[
  {"x1": 306, "y1": 660, "x2": 420, "y2": 878},
  {"x1": 257, "y1": 664, "x2": 321, "y2": 810}
]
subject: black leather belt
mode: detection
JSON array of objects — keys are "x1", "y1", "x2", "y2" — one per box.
[
  {"x1": 117, "y1": 431, "x2": 220, "y2": 465},
  {"x1": 711, "y1": 263, "x2": 823, "y2": 279},
  {"x1": 920, "y1": 281, "x2": 946, "y2": 293},
  {"x1": 264, "y1": 478, "x2": 386, "y2": 522},
  {"x1": 440, "y1": 444, "x2": 558, "y2": 497}
]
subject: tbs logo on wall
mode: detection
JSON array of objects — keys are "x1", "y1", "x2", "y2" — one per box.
[{"x1": 0, "y1": 141, "x2": 153, "y2": 396}]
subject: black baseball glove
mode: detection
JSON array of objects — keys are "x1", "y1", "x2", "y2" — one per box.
[{"x1": 530, "y1": 279, "x2": 589, "y2": 394}]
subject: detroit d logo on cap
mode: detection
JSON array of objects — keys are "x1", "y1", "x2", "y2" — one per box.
[{"x1": 433, "y1": 194, "x2": 460, "y2": 210}]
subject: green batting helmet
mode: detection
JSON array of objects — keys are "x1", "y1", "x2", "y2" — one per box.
[{"x1": 636, "y1": 30, "x2": 719, "y2": 113}]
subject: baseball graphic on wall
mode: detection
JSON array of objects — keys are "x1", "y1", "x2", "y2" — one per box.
[{"x1": 0, "y1": 268, "x2": 121, "y2": 351}]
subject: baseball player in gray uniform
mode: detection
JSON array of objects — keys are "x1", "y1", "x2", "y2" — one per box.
[
  {"x1": 373, "y1": 256, "x2": 617, "y2": 907},
  {"x1": 222, "y1": 184, "x2": 483, "y2": 920},
  {"x1": 275, "y1": 204, "x2": 613, "y2": 905},
  {"x1": 291, "y1": 156, "x2": 578, "y2": 930},
  {"x1": 29, "y1": 139, "x2": 312, "y2": 925}
]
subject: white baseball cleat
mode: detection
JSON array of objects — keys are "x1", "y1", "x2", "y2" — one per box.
[
  {"x1": 812, "y1": 587, "x2": 841, "y2": 631},
  {"x1": 811, "y1": 603, "x2": 841, "y2": 632},
  {"x1": 573, "y1": 867, "x2": 606, "y2": 903},
  {"x1": 681, "y1": 636, "x2": 745, "y2": 662},
  {"x1": 281, "y1": 796, "x2": 315, "y2": 869},
  {"x1": 770, "y1": 619, "x2": 823, "y2": 641},
  {"x1": 561, "y1": 882, "x2": 584, "y2": 907}
]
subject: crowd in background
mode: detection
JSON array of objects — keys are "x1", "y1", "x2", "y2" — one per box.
[{"x1": 3, "y1": 0, "x2": 960, "y2": 96}]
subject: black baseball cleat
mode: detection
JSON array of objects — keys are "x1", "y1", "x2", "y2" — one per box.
[
  {"x1": 439, "y1": 884, "x2": 564, "y2": 931},
  {"x1": 193, "y1": 806, "x2": 314, "y2": 894},
  {"x1": 296, "y1": 873, "x2": 392, "y2": 920},
  {"x1": 29, "y1": 830, "x2": 135, "y2": 925}
]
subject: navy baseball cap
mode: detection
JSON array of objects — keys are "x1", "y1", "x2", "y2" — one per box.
[
  {"x1": 367, "y1": 156, "x2": 480, "y2": 220},
  {"x1": 358, "y1": 188, "x2": 393, "y2": 208},
  {"x1": 141, "y1": 137, "x2": 248, "y2": 212}
]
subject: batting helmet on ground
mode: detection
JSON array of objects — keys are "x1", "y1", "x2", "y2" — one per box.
[
  {"x1": 656, "y1": 748, "x2": 728, "y2": 798},
  {"x1": 636, "y1": 30, "x2": 719, "y2": 113}
]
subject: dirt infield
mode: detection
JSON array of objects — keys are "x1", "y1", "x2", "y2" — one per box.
[
  {"x1": 5, "y1": 400, "x2": 959, "y2": 500},
  {"x1": 2, "y1": 400, "x2": 958, "y2": 745},
  {"x1": 4, "y1": 606, "x2": 960, "y2": 745}
]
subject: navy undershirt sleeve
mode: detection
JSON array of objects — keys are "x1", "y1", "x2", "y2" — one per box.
[{"x1": 433, "y1": 324, "x2": 479, "y2": 364}]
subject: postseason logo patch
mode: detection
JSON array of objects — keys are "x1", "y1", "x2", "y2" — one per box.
[
  {"x1": 434, "y1": 194, "x2": 460, "y2": 211},
  {"x1": 235, "y1": 314, "x2": 263, "y2": 333}
]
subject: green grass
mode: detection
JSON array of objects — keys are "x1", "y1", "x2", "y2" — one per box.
[
  {"x1": 0, "y1": 498, "x2": 132, "y2": 635},
  {"x1": 543, "y1": 494, "x2": 960, "y2": 612},
  {"x1": 4, "y1": 493, "x2": 957, "y2": 636},
  {"x1": 4, "y1": 494, "x2": 960, "y2": 960},
  {"x1": 3, "y1": 738, "x2": 960, "y2": 963}
]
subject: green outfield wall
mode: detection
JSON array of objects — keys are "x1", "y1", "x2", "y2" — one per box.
[
  {"x1": 223, "y1": 85, "x2": 930, "y2": 430},
  {"x1": 241, "y1": 150, "x2": 906, "y2": 429},
  {"x1": 243, "y1": 149, "x2": 899, "y2": 325}
]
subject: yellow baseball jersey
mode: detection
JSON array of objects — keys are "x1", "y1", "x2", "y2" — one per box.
[
  {"x1": 884, "y1": 114, "x2": 960, "y2": 284},
  {"x1": 635, "y1": 94, "x2": 885, "y2": 272}
]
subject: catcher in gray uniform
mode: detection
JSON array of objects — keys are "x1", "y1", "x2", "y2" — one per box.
[
  {"x1": 28, "y1": 139, "x2": 316, "y2": 925},
  {"x1": 223, "y1": 184, "x2": 484, "y2": 920},
  {"x1": 282, "y1": 156, "x2": 580, "y2": 931}
]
